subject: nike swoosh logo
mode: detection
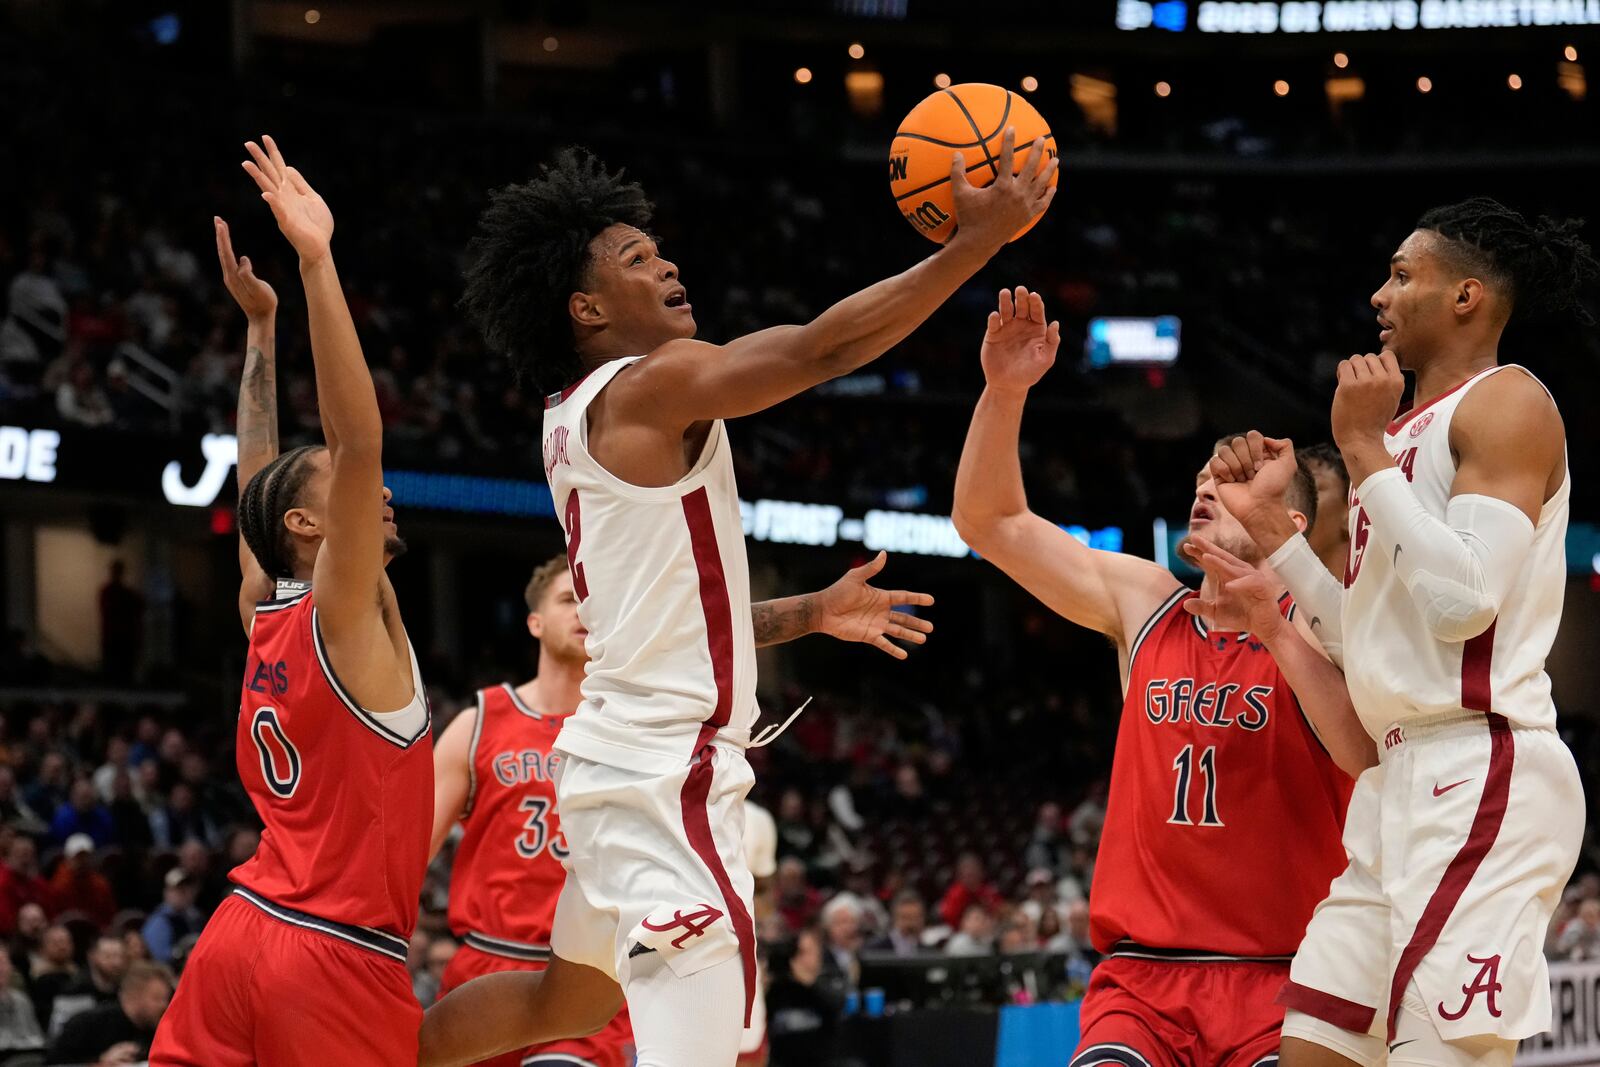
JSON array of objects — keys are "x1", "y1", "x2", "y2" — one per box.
[
  {"x1": 1389, "y1": 1040, "x2": 1417, "y2": 1052},
  {"x1": 1394, "y1": 544, "x2": 1404, "y2": 565},
  {"x1": 1433, "y1": 779, "x2": 1472, "y2": 797}
]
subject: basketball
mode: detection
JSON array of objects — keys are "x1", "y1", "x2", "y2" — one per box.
[{"x1": 889, "y1": 82, "x2": 1058, "y2": 245}]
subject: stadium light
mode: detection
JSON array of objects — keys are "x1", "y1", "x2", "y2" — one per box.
[
  {"x1": 934, "y1": 72, "x2": 951, "y2": 88},
  {"x1": 848, "y1": 42, "x2": 866, "y2": 59},
  {"x1": 1333, "y1": 51, "x2": 1349, "y2": 68},
  {"x1": 794, "y1": 67, "x2": 813, "y2": 85},
  {"x1": 542, "y1": 36, "x2": 559, "y2": 52},
  {"x1": 1417, "y1": 75, "x2": 1433, "y2": 93},
  {"x1": 1155, "y1": 80, "x2": 1172, "y2": 97},
  {"x1": 1566, "y1": 45, "x2": 1579, "y2": 62},
  {"x1": 1508, "y1": 72, "x2": 1523, "y2": 90},
  {"x1": 303, "y1": 8, "x2": 320, "y2": 24},
  {"x1": 1274, "y1": 79, "x2": 1291, "y2": 96},
  {"x1": 1021, "y1": 75, "x2": 1039, "y2": 92}
]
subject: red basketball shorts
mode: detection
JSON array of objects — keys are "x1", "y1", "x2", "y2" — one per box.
[
  {"x1": 149, "y1": 890, "x2": 420, "y2": 1067},
  {"x1": 1071, "y1": 950, "x2": 1291, "y2": 1067}
]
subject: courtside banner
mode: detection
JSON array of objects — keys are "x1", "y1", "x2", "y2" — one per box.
[{"x1": 1518, "y1": 960, "x2": 1600, "y2": 1065}]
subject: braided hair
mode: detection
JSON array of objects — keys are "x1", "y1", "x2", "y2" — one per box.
[
  {"x1": 1417, "y1": 198, "x2": 1598, "y2": 324},
  {"x1": 460, "y1": 148, "x2": 654, "y2": 396},
  {"x1": 238, "y1": 445, "x2": 325, "y2": 581}
]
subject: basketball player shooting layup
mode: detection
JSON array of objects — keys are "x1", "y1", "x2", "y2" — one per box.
[
  {"x1": 417, "y1": 133, "x2": 1056, "y2": 1067},
  {"x1": 430, "y1": 551, "x2": 934, "y2": 1067},
  {"x1": 1210, "y1": 198, "x2": 1595, "y2": 1066},
  {"x1": 953, "y1": 285, "x2": 1365, "y2": 1067},
  {"x1": 153, "y1": 138, "x2": 432, "y2": 1066}
]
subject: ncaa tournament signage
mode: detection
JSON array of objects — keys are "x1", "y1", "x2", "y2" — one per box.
[
  {"x1": 1116, "y1": 0, "x2": 1600, "y2": 32},
  {"x1": 1517, "y1": 960, "x2": 1600, "y2": 1065}
]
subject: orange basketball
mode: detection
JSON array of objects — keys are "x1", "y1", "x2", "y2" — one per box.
[{"x1": 889, "y1": 82, "x2": 1057, "y2": 245}]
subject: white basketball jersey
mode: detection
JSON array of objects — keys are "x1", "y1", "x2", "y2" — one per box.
[
  {"x1": 1342, "y1": 364, "x2": 1568, "y2": 736},
  {"x1": 541, "y1": 357, "x2": 759, "y2": 775}
]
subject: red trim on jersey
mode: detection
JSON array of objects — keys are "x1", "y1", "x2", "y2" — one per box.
[
  {"x1": 682, "y1": 488, "x2": 734, "y2": 730},
  {"x1": 1461, "y1": 621, "x2": 1496, "y2": 713},
  {"x1": 545, "y1": 368, "x2": 599, "y2": 410},
  {"x1": 1383, "y1": 713, "x2": 1514, "y2": 1041},
  {"x1": 679, "y1": 743, "x2": 756, "y2": 1027},
  {"x1": 1275, "y1": 980, "x2": 1377, "y2": 1033},
  {"x1": 1386, "y1": 370, "x2": 1492, "y2": 435}
]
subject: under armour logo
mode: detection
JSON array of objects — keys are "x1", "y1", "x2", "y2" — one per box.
[
  {"x1": 1437, "y1": 953, "x2": 1503, "y2": 1021},
  {"x1": 641, "y1": 904, "x2": 724, "y2": 949}
]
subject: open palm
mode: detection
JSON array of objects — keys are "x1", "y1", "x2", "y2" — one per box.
[
  {"x1": 980, "y1": 286, "x2": 1060, "y2": 393},
  {"x1": 241, "y1": 135, "x2": 334, "y2": 263}
]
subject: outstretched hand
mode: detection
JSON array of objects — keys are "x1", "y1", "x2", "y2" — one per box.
[
  {"x1": 241, "y1": 135, "x2": 334, "y2": 265},
  {"x1": 815, "y1": 551, "x2": 935, "y2": 660},
  {"x1": 981, "y1": 285, "x2": 1060, "y2": 394},
  {"x1": 948, "y1": 127, "x2": 1058, "y2": 251},
  {"x1": 1180, "y1": 539, "x2": 1286, "y2": 639},
  {"x1": 213, "y1": 217, "x2": 277, "y2": 321}
]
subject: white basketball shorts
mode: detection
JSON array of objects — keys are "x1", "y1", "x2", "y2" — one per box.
[
  {"x1": 550, "y1": 742, "x2": 758, "y2": 1024},
  {"x1": 1279, "y1": 711, "x2": 1583, "y2": 1059}
]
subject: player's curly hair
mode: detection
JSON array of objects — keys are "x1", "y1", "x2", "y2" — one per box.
[
  {"x1": 460, "y1": 148, "x2": 655, "y2": 396},
  {"x1": 1417, "y1": 198, "x2": 1598, "y2": 324},
  {"x1": 238, "y1": 445, "x2": 325, "y2": 581},
  {"x1": 1297, "y1": 442, "x2": 1348, "y2": 493}
]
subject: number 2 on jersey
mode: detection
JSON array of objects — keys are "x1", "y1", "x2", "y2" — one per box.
[
  {"x1": 563, "y1": 490, "x2": 589, "y2": 602},
  {"x1": 1169, "y1": 744, "x2": 1223, "y2": 827}
]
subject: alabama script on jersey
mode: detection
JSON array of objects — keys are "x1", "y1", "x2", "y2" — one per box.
[
  {"x1": 542, "y1": 357, "x2": 759, "y2": 775},
  {"x1": 1342, "y1": 365, "x2": 1569, "y2": 737},
  {"x1": 1090, "y1": 589, "x2": 1353, "y2": 958},
  {"x1": 447, "y1": 684, "x2": 569, "y2": 955},
  {"x1": 231, "y1": 588, "x2": 432, "y2": 937}
]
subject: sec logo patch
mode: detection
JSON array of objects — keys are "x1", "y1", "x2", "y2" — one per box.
[{"x1": 1409, "y1": 412, "x2": 1434, "y2": 438}]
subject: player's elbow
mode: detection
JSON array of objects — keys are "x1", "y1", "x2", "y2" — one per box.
[
  {"x1": 951, "y1": 506, "x2": 999, "y2": 552},
  {"x1": 1408, "y1": 572, "x2": 1499, "y2": 643}
]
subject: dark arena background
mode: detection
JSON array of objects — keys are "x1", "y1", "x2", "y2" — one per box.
[{"x1": 3, "y1": 2, "x2": 1600, "y2": 1064}]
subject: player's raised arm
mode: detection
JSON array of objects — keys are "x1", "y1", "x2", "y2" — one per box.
[
  {"x1": 1183, "y1": 540, "x2": 1376, "y2": 775},
  {"x1": 1209, "y1": 433, "x2": 1346, "y2": 666},
  {"x1": 1332, "y1": 352, "x2": 1559, "y2": 643},
  {"x1": 952, "y1": 287, "x2": 1179, "y2": 645},
  {"x1": 609, "y1": 130, "x2": 1057, "y2": 426},
  {"x1": 242, "y1": 136, "x2": 408, "y2": 706},
  {"x1": 751, "y1": 551, "x2": 933, "y2": 659},
  {"x1": 216, "y1": 216, "x2": 281, "y2": 632}
]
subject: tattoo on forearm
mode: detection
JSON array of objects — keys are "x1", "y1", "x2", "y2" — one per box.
[
  {"x1": 751, "y1": 596, "x2": 816, "y2": 647},
  {"x1": 238, "y1": 341, "x2": 279, "y2": 456}
]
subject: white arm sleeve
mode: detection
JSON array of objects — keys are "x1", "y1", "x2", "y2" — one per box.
[
  {"x1": 1355, "y1": 467, "x2": 1535, "y2": 643},
  {"x1": 1266, "y1": 533, "x2": 1346, "y2": 668}
]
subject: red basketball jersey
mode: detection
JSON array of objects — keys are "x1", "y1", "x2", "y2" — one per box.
[
  {"x1": 446, "y1": 684, "x2": 570, "y2": 952},
  {"x1": 231, "y1": 588, "x2": 433, "y2": 937},
  {"x1": 1090, "y1": 588, "x2": 1352, "y2": 958}
]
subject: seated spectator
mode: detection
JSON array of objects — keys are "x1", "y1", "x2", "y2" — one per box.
[
  {"x1": 413, "y1": 937, "x2": 456, "y2": 1008},
  {"x1": 49, "y1": 780, "x2": 113, "y2": 848},
  {"x1": 866, "y1": 891, "x2": 932, "y2": 957},
  {"x1": 26, "y1": 927, "x2": 76, "y2": 1034},
  {"x1": 937, "y1": 852, "x2": 1005, "y2": 930},
  {"x1": 828, "y1": 860, "x2": 887, "y2": 940},
  {"x1": 139, "y1": 871, "x2": 203, "y2": 965},
  {"x1": 53, "y1": 360, "x2": 112, "y2": 429},
  {"x1": 46, "y1": 936, "x2": 126, "y2": 1037},
  {"x1": 1557, "y1": 898, "x2": 1600, "y2": 961},
  {"x1": 775, "y1": 857, "x2": 821, "y2": 934},
  {"x1": 21, "y1": 757, "x2": 68, "y2": 829},
  {"x1": 1022, "y1": 802, "x2": 1065, "y2": 874},
  {"x1": 8, "y1": 904, "x2": 47, "y2": 980},
  {"x1": 0, "y1": 951, "x2": 44, "y2": 1060},
  {"x1": 104, "y1": 771, "x2": 150, "y2": 852},
  {"x1": 883, "y1": 764, "x2": 929, "y2": 823},
  {"x1": 766, "y1": 928, "x2": 857, "y2": 1067},
  {"x1": 46, "y1": 961, "x2": 172, "y2": 1065},
  {"x1": 0, "y1": 842, "x2": 51, "y2": 938},
  {"x1": 148, "y1": 783, "x2": 219, "y2": 850},
  {"x1": 46, "y1": 836, "x2": 115, "y2": 930},
  {"x1": 998, "y1": 911, "x2": 1039, "y2": 955},
  {"x1": 944, "y1": 904, "x2": 996, "y2": 957},
  {"x1": 818, "y1": 897, "x2": 863, "y2": 997},
  {"x1": 174, "y1": 842, "x2": 224, "y2": 916},
  {"x1": 1017, "y1": 867, "x2": 1065, "y2": 927},
  {"x1": 0, "y1": 766, "x2": 49, "y2": 837}
]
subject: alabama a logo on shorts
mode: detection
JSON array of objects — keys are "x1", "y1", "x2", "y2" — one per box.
[
  {"x1": 1437, "y1": 953, "x2": 1503, "y2": 1021},
  {"x1": 640, "y1": 904, "x2": 725, "y2": 949}
]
